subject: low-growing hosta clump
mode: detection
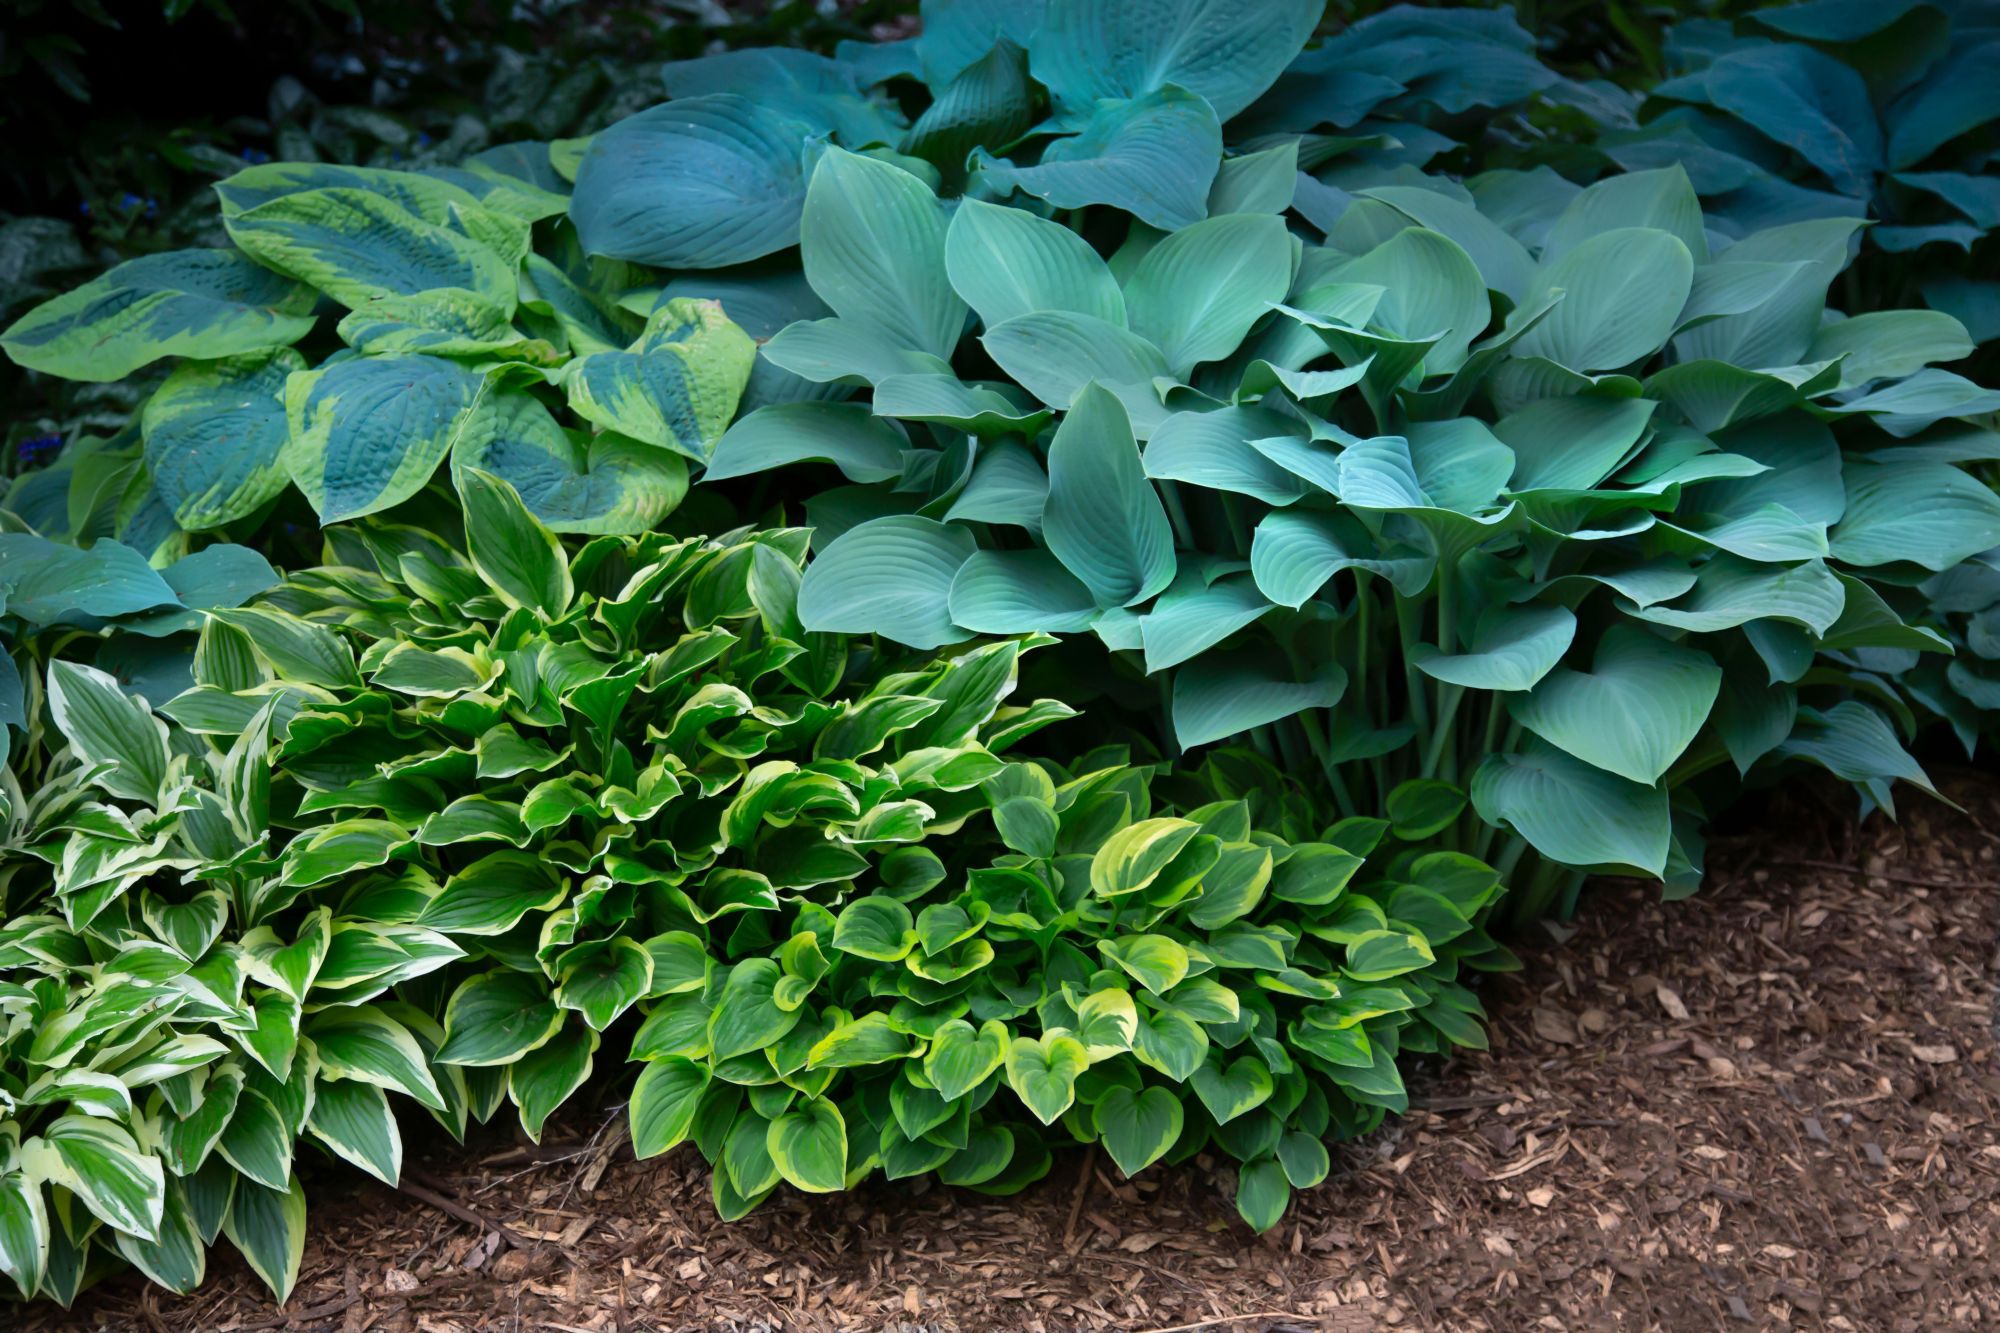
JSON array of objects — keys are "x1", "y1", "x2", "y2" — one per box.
[{"x1": 0, "y1": 473, "x2": 1508, "y2": 1303}]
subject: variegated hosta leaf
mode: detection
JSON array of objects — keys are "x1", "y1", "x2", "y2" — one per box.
[
  {"x1": 283, "y1": 354, "x2": 487, "y2": 523},
  {"x1": 141, "y1": 349, "x2": 305, "y2": 531},
  {"x1": 560, "y1": 298, "x2": 756, "y2": 461}
]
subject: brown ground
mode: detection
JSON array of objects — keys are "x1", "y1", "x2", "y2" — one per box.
[{"x1": 28, "y1": 772, "x2": 2000, "y2": 1332}]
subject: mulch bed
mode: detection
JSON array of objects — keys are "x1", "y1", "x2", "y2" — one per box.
[{"x1": 30, "y1": 772, "x2": 2000, "y2": 1332}]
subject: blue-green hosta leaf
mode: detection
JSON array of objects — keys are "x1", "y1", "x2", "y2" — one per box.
[
  {"x1": 1829, "y1": 460, "x2": 2000, "y2": 572},
  {"x1": 1249, "y1": 507, "x2": 1434, "y2": 605},
  {"x1": 942, "y1": 438, "x2": 1049, "y2": 530},
  {"x1": 1540, "y1": 165, "x2": 1706, "y2": 265},
  {"x1": 1030, "y1": 0, "x2": 1319, "y2": 121},
  {"x1": 904, "y1": 38, "x2": 1038, "y2": 181},
  {"x1": 1173, "y1": 649, "x2": 1346, "y2": 748},
  {"x1": 875, "y1": 375, "x2": 1053, "y2": 437},
  {"x1": 1674, "y1": 260, "x2": 1815, "y2": 334},
  {"x1": 283, "y1": 354, "x2": 485, "y2": 523},
  {"x1": 223, "y1": 174, "x2": 528, "y2": 314},
  {"x1": 1406, "y1": 417, "x2": 1514, "y2": 511},
  {"x1": 0, "y1": 535, "x2": 178, "y2": 627},
  {"x1": 1327, "y1": 226, "x2": 1489, "y2": 376},
  {"x1": 454, "y1": 390, "x2": 687, "y2": 536},
  {"x1": 1778, "y1": 701, "x2": 1937, "y2": 812},
  {"x1": 975, "y1": 86, "x2": 1222, "y2": 232},
  {"x1": 1141, "y1": 572, "x2": 1273, "y2": 672},
  {"x1": 570, "y1": 96, "x2": 810, "y2": 269},
  {"x1": 1, "y1": 249, "x2": 314, "y2": 382},
  {"x1": 1510, "y1": 626, "x2": 1721, "y2": 785},
  {"x1": 1645, "y1": 359, "x2": 1842, "y2": 435},
  {"x1": 1625, "y1": 555, "x2": 1847, "y2": 636},
  {"x1": 799, "y1": 515, "x2": 975, "y2": 650},
  {"x1": 800, "y1": 147, "x2": 966, "y2": 362},
  {"x1": 1674, "y1": 45, "x2": 1880, "y2": 196},
  {"x1": 1143, "y1": 407, "x2": 1311, "y2": 506},
  {"x1": 1514, "y1": 228, "x2": 1694, "y2": 373},
  {"x1": 1042, "y1": 382, "x2": 1176, "y2": 608},
  {"x1": 1340, "y1": 185, "x2": 1535, "y2": 303},
  {"x1": 141, "y1": 349, "x2": 304, "y2": 531},
  {"x1": 1412, "y1": 603, "x2": 1575, "y2": 692},
  {"x1": 1471, "y1": 738, "x2": 1670, "y2": 877},
  {"x1": 707, "y1": 402, "x2": 907, "y2": 484},
  {"x1": 1883, "y1": 39, "x2": 2000, "y2": 170},
  {"x1": 1821, "y1": 369, "x2": 2000, "y2": 438},
  {"x1": 1674, "y1": 217, "x2": 1862, "y2": 369},
  {"x1": 1807, "y1": 311, "x2": 1974, "y2": 388},
  {"x1": 949, "y1": 549, "x2": 1098, "y2": 633},
  {"x1": 1126, "y1": 212, "x2": 1293, "y2": 377},
  {"x1": 980, "y1": 310, "x2": 1174, "y2": 437},
  {"x1": 1208, "y1": 140, "x2": 1299, "y2": 215},
  {"x1": 559, "y1": 298, "x2": 754, "y2": 461},
  {"x1": 1496, "y1": 394, "x2": 1656, "y2": 493},
  {"x1": 944, "y1": 195, "x2": 1125, "y2": 328}
]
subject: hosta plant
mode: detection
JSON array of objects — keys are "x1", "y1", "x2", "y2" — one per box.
[{"x1": 0, "y1": 472, "x2": 1507, "y2": 1303}]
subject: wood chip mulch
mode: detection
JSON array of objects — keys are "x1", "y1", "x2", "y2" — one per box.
[{"x1": 29, "y1": 770, "x2": 2000, "y2": 1332}]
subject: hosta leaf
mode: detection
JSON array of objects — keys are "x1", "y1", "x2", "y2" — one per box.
[
  {"x1": 1808, "y1": 311, "x2": 1974, "y2": 388},
  {"x1": 48, "y1": 660, "x2": 169, "y2": 804},
  {"x1": 980, "y1": 311, "x2": 1174, "y2": 437},
  {"x1": 708, "y1": 403, "x2": 908, "y2": 484},
  {"x1": 570, "y1": 96, "x2": 810, "y2": 269},
  {"x1": 1, "y1": 249, "x2": 314, "y2": 382},
  {"x1": 798, "y1": 515, "x2": 975, "y2": 649},
  {"x1": 1126, "y1": 212, "x2": 1293, "y2": 376},
  {"x1": 1626, "y1": 556, "x2": 1846, "y2": 637},
  {"x1": 1235, "y1": 1157, "x2": 1289, "y2": 1232},
  {"x1": 437, "y1": 971, "x2": 565, "y2": 1067},
  {"x1": 283, "y1": 354, "x2": 484, "y2": 523},
  {"x1": 801, "y1": 147, "x2": 966, "y2": 362},
  {"x1": 1829, "y1": 461, "x2": 2000, "y2": 572},
  {"x1": 1329, "y1": 226, "x2": 1490, "y2": 376},
  {"x1": 1004, "y1": 1033, "x2": 1088, "y2": 1124},
  {"x1": 561, "y1": 298, "x2": 754, "y2": 461},
  {"x1": 308, "y1": 1007, "x2": 446, "y2": 1111},
  {"x1": 1099, "y1": 934, "x2": 1191, "y2": 995},
  {"x1": 944, "y1": 196, "x2": 1125, "y2": 328},
  {"x1": 1471, "y1": 738, "x2": 1671, "y2": 877},
  {"x1": 1510, "y1": 626, "x2": 1722, "y2": 785},
  {"x1": 455, "y1": 400, "x2": 689, "y2": 536},
  {"x1": 22, "y1": 1117, "x2": 164, "y2": 1242},
  {"x1": 1173, "y1": 649, "x2": 1346, "y2": 748},
  {"x1": 458, "y1": 467, "x2": 573, "y2": 619},
  {"x1": 221, "y1": 1175, "x2": 306, "y2": 1304},
  {"x1": 1030, "y1": 0, "x2": 1319, "y2": 121},
  {"x1": 1514, "y1": 228, "x2": 1694, "y2": 373},
  {"x1": 767, "y1": 1098, "x2": 848, "y2": 1193},
  {"x1": 1093, "y1": 1085, "x2": 1183, "y2": 1177},
  {"x1": 509, "y1": 1020, "x2": 598, "y2": 1141},
  {"x1": 1042, "y1": 383, "x2": 1175, "y2": 608},
  {"x1": 554, "y1": 937, "x2": 654, "y2": 1031},
  {"x1": 1144, "y1": 408, "x2": 1311, "y2": 507},
  {"x1": 305, "y1": 1078, "x2": 401, "y2": 1186},
  {"x1": 925, "y1": 1018, "x2": 1009, "y2": 1101},
  {"x1": 709, "y1": 959, "x2": 801, "y2": 1062},
  {"x1": 630, "y1": 1057, "x2": 711, "y2": 1158},
  {"x1": 1141, "y1": 573, "x2": 1273, "y2": 672},
  {"x1": 141, "y1": 349, "x2": 303, "y2": 531},
  {"x1": 1412, "y1": 604, "x2": 1575, "y2": 692},
  {"x1": 1885, "y1": 40, "x2": 2000, "y2": 169},
  {"x1": 975, "y1": 86, "x2": 1222, "y2": 232}
]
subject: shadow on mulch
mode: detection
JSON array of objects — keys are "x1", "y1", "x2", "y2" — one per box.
[{"x1": 30, "y1": 771, "x2": 2000, "y2": 1333}]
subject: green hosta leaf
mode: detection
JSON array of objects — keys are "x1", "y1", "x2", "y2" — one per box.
[
  {"x1": 798, "y1": 516, "x2": 974, "y2": 650},
  {"x1": 1190, "y1": 1055, "x2": 1273, "y2": 1124},
  {"x1": 767, "y1": 1098, "x2": 848, "y2": 1193},
  {"x1": 808, "y1": 1012, "x2": 922, "y2": 1067},
  {"x1": 207, "y1": 606, "x2": 360, "y2": 689},
  {"x1": 1386, "y1": 780, "x2": 1465, "y2": 840},
  {"x1": 1471, "y1": 739, "x2": 1670, "y2": 877},
  {"x1": 243, "y1": 907, "x2": 331, "y2": 998},
  {"x1": 1344, "y1": 929, "x2": 1436, "y2": 981},
  {"x1": 709, "y1": 959, "x2": 801, "y2": 1061},
  {"x1": 630, "y1": 1057, "x2": 711, "y2": 1158},
  {"x1": 308, "y1": 1006, "x2": 446, "y2": 1111},
  {"x1": 458, "y1": 467, "x2": 573, "y2": 619},
  {"x1": 1510, "y1": 627, "x2": 1722, "y2": 786},
  {"x1": 1030, "y1": 0, "x2": 1319, "y2": 121},
  {"x1": 1100, "y1": 935, "x2": 1191, "y2": 996},
  {"x1": 570, "y1": 97, "x2": 808, "y2": 268},
  {"x1": 561, "y1": 298, "x2": 754, "y2": 461},
  {"x1": 801, "y1": 147, "x2": 966, "y2": 362},
  {"x1": 1514, "y1": 228, "x2": 1694, "y2": 372},
  {"x1": 975, "y1": 86, "x2": 1222, "y2": 232},
  {"x1": 221, "y1": 1174, "x2": 306, "y2": 1304},
  {"x1": 1131, "y1": 1005, "x2": 1208, "y2": 1081},
  {"x1": 420, "y1": 851, "x2": 566, "y2": 935},
  {"x1": 22, "y1": 1116, "x2": 164, "y2": 1241},
  {"x1": 1126, "y1": 212, "x2": 1293, "y2": 377},
  {"x1": 1042, "y1": 383, "x2": 1175, "y2": 608},
  {"x1": 283, "y1": 354, "x2": 484, "y2": 523},
  {"x1": 554, "y1": 937, "x2": 654, "y2": 1031},
  {"x1": 981, "y1": 310, "x2": 1174, "y2": 437},
  {"x1": 1004, "y1": 1033, "x2": 1089, "y2": 1125},
  {"x1": 336, "y1": 287, "x2": 534, "y2": 356},
  {"x1": 708, "y1": 402, "x2": 908, "y2": 484},
  {"x1": 141, "y1": 349, "x2": 303, "y2": 531},
  {"x1": 437, "y1": 971, "x2": 565, "y2": 1066},
  {"x1": 1412, "y1": 604, "x2": 1575, "y2": 692},
  {"x1": 509, "y1": 1020, "x2": 598, "y2": 1141},
  {"x1": 1173, "y1": 650, "x2": 1347, "y2": 749},
  {"x1": 48, "y1": 660, "x2": 169, "y2": 803},
  {"x1": 1278, "y1": 1131, "x2": 1330, "y2": 1189},
  {"x1": 1235, "y1": 1156, "x2": 1290, "y2": 1232},
  {"x1": 1091, "y1": 818, "x2": 1200, "y2": 898},
  {"x1": 1094, "y1": 1085, "x2": 1184, "y2": 1178},
  {"x1": 1, "y1": 248, "x2": 314, "y2": 382},
  {"x1": 945, "y1": 196, "x2": 1124, "y2": 328},
  {"x1": 305, "y1": 1077, "x2": 401, "y2": 1186},
  {"x1": 925, "y1": 1018, "x2": 1009, "y2": 1101}
]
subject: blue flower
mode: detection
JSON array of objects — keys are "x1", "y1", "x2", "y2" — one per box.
[
  {"x1": 240, "y1": 146, "x2": 272, "y2": 165},
  {"x1": 17, "y1": 434, "x2": 63, "y2": 466},
  {"x1": 416, "y1": 132, "x2": 433, "y2": 149}
]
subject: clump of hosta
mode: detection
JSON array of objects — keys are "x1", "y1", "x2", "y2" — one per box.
[{"x1": 0, "y1": 471, "x2": 1508, "y2": 1303}]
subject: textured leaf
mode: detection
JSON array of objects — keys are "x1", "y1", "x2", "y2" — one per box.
[
  {"x1": 1030, "y1": 0, "x2": 1320, "y2": 121},
  {"x1": 976, "y1": 87, "x2": 1222, "y2": 231},
  {"x1": 800, "y1": 147, "x2": 966, "y2": 361},
  {"x1": 1510, "y1": 626, "x2": 1722, "y2": 785},
  {"x1": 798, "y1": 516, "x2": 975, "y2": 649},
  {"x1": 1041, "y1": 383, "x2": 1176, "y2": 607},
  {"x1": 1471, "y1": 739, "x2": 1670, "y2": 876},
  {"x1": 944, "y1": 196, "x2": 1125, "y2": 328}
]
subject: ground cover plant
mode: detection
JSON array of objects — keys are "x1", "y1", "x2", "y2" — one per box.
[
  {"x1": 0, "y1": 0, "x2": 1996, "y2": 1313},
  {"x1": 0, "y1": 472, "x2": 1506, "y2": 1301}
]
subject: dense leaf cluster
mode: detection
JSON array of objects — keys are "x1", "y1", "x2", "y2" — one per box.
[{"x1": 0, "y1": 482, "x2": 1504, "y2": 1299}]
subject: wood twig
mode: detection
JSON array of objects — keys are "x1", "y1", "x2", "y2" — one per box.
[
  {"x1": 1062, "y1": 1145, "x2": 1096, "y2": 1252},
  {"x1": 1783, "y1": 858, "x2": 1986, "y2": 891},
  {"x1": 233, "y1": 1293, "x2": 359, "y2": 1331},
  {"x1": 1133, "y1": 1312, "x2": 1316, "y2": 1333},
  {"x1": 397, "y1": 1178, "x2": 534, "y2": 1250}
]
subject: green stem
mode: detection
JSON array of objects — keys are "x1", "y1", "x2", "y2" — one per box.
[{"x1": 1159, "y1": 480, "x2": 1197, "y2": 550}]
